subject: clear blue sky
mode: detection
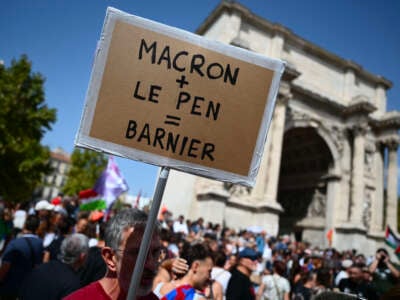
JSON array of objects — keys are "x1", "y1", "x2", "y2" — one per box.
[{"x1": 1, "y1": 0, "x2": 399, "y2": 198}]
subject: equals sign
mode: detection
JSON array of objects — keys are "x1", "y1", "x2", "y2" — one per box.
[{"x1": 164, "y1": 115, "x2": 181, "y2": 126}]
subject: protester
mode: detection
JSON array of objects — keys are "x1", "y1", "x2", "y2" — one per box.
[
  {"x1": 12, "y1": 202, "x2": 28, "y2": 236},
  {"x1": 211, "y1": 251, "x2": 231, "y2": 297},
  {"x1": 338, "y1": 263, "x2": 378, "y2": 299},
  {"x1": 156, "y1": 243, "x2": 215, "y2": 299},
  {"x1": 368, "y1": 248, "x2": 400, "y2": 297},
  {"x1": 334, "y1": 259, "x2": 353, "y2": 286},
  {"x1": 226, "y1": 247, "x2": 258, "y2": 300},
  {"x1": 0, "y1": 214, "x2": 43, "y2": 298},
  {"x1": 35, "y1": 199, "x2": 56, "y2": 247},
  {"x1": 78, "y1": 222, "x2": 107, "y2": 286},
  {"x1": 0, "y1": 207, "x2": 13, "y2": 254},
  {"x1": 64, "y1": 208, "x2": 161, "y2": 300},
  {"x1": 256, "y1": 260, "x2": 290, "y2": 300},
  {"x1": 5, "y1": 198, "x2": 400, "y2": 300},
  {"x1": 173, "y1": 215, "x2": 189, "y2": 236},
  {"x1": 43, "y1": 214, "x2": 73, "y2": 262},
  {"x1": 19, "y1": 233, "x2": 89, "y2": 299},
  {"x1": 292, "y1": 271, "x2": 316, "y2": 300}
]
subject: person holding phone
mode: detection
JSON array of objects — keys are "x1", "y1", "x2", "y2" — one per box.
[{"x1": 369, "y1": 248, "x2": 400, "y2": 297}]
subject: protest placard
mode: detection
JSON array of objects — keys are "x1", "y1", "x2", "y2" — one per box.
[{"x1": 76, "y1": 7, "x2": 285, "y2": 187}]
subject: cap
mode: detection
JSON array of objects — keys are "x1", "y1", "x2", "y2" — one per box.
[
  {"x1": 51, "y1": 196, "x2": 62, "y2": 206},
  {"x1": 238, "y1": 247, "x2": 258, "y2": 261},
  {"x1": 341, "y1": 259, "x2": 353, "y2": 269},
  {"x1": 35, "y1": 200, "x2": 54, "y2": 211}
]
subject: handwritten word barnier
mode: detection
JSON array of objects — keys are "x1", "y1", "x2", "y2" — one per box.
[
  {"x1": 138, "y1": 39, "x2": 240, "y2": 86},
  {"x1": 125, "y1": 120, "x2": 215, "y2": 161}
]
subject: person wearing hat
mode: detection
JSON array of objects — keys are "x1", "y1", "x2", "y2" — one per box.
[
  {"x1": 35, "y1": 199, "x2": 57, "y2": 248},
  {"x1": 334, "y1": 259, "x2": 353, "y2": 287},
  {"x1": 226, "y1": 247, "x2": 258, "y2": 300}
]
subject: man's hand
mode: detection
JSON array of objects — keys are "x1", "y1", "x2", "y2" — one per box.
[{"x1": 171, "y1": 257, "x2": 188, "y2": 276}]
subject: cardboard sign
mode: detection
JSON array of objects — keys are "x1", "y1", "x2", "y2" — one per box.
[{"x1": 75, "y1": 7, "x2": 285, "y2": 186}]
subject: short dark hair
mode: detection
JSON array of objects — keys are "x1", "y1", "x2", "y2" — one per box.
[
  {"x1": 377, "y1": 248, "x2": 389, "y2": 255},
  {"x1": 213, "y1": 251, "x2": 227, "y2": 268},
  {"x1": 25, "y1": 215, "x2": 40, "y2": 232},
  {"x1": 273, "y1": 260, "x2": 286, "y2": 276},
  {"x1": 181, "y1": 243, "x2": 212, "y2": 267}
]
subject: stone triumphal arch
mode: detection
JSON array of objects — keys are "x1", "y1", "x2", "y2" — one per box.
[{"x1": 161, "y1": 1, "x2": 400, "y2": 253}]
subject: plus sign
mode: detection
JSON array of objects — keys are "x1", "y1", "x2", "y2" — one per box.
[{"x1": 176, "y1": 75, "x2": 189, "y2": 88}]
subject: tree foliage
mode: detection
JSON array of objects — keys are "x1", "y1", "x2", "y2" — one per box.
[
  {"x1": 62, "y1": 148, "x2": 107, "y2": 196},
  {"x1": 0, "y1": 55, "x2": 56, "y2": 202}
]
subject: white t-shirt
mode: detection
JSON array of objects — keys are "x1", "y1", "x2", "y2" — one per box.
[
  {"x1": 211, "y1": 267, "x2": 232, "y2": 295},
  {"x1": 334, "y1": 270, "x2": 348, "y2": 286},
  {"x1": 13, "y1": 210, "x2": 27, "y2": 229},
  {"x1": 173, "y1": 221, "x2": 188, "y2": 235},
  {"x1": 261, "y1": 274, "x2": 290, "y2": 300}
]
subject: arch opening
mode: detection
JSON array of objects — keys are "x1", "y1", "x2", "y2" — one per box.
[{"x1": 277, "y1": 127, "x2": 334, "y2": 239}]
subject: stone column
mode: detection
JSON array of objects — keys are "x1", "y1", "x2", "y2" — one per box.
[
  {"x1": 386, "y1": 140, "x2": 399, "y2": 229},
  {"x1": 263, "y1": 94, "x2": 291, "y2": 206},
  {"x1": 350, "y1": 124, "x2": 367, "y2": 226},
  {"x1": 325, "y1": 174, "x2": 341, "y2": 247},
  {"x1": 370, "y1": 142, "x2": 384, "y2": 232}
]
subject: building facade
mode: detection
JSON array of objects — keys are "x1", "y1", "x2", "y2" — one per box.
[
  {"x1": 161, "y1": 2, "x2": 400, "y2": 254},
  {"x1": 35, "y1": 148, "x2": 71, "y2": 202}
]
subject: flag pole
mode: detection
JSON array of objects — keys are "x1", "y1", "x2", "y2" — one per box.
[{"x1": 127, "y1": 166, "x2": 170, "y2": 300}]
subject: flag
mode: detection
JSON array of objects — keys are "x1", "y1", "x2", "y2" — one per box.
[
  {"x1": 135, "y1": 190, "x2": 142, "y2": 208},
  {"x1": 395, "y1": 245, "x2": 400, "y2": 260},
  {"x1": 79, "y1": 188, "x2": 107, "y2": 211},
  {"x1": 326, "y1": 229, "x2": 333, "y2": 246},
  {"x1": 93, "y1": 156, "x2": 129, "y2": 209},
  {"x1": 385, "y1": 226, "x2": 400, "y2": 249}
]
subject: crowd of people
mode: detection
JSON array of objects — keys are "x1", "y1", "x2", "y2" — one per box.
[{"x1": 0, "y1": 198, "x2": 400, "y2": 300}]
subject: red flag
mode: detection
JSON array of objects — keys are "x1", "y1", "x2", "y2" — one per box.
[{"x1": 326, "y1": 229, "x2": 333, "y2": 246}]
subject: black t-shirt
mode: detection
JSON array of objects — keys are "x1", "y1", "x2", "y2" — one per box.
[
  {"x1": 45, "y1": 235, "x2": 64, "y2": 261},
  {"x1": 78, "y1": 246, "x2": 107, "y2": 287},
  {"x1": 226, "y1": 268, "x2": 255, "y2": 300},
  {"x1": 19, "y1": 260, "x2": 81, "y2": 300},
  {"x1": 338, "y1": 278, "x2": 378, "y2": 300},
  {"x1": 292, "y1": 283, "x2": 312, "y2": 300}
]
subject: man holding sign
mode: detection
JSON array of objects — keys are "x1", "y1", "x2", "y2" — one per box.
[
  {"x1": 64, "y1": 208, "x2": 161, "y2": 300},
  {"x1": 74, "y1": 6, "x2": 284, "y2": 299}
]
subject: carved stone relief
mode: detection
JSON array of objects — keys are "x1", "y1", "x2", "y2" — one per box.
[
  {"x1": 364, "y1": 151, "x2": 374, "y2": 174},
  {"x1": 223, "y1": 183, "x2": 251, "y2": 197},
  {"x1": 328, "y1": 125, "x2": 344, "y2": 155},
  {"x1": 306, "y1": 187, "x2": 326, "y2": 218},
  {"x1": 362, "y1": 190, "x2": 372, "y2": 229}
]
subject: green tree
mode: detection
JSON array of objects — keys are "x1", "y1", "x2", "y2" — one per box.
[
  {"x1": 62, "y1": 148, "x2": 107, "y2": 196},
  {"x1": 0, "y1": 55, "x2": 56, "y2": 202}
]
